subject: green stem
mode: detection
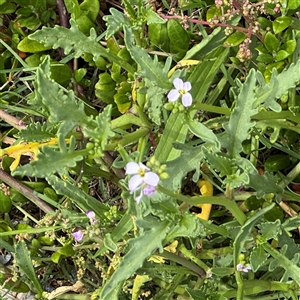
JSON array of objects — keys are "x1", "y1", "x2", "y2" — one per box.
[
  {"x1": 158, "y1": 185, "x2": 247, "y2": 225},
  {"x1": 158, "y1": 250, "x2": 206, "y2": 278},
  {"x1": 105, "y1": 128, "x2": 150, "y2": 150},
  {"x1": 235, "y1": 271, "x2": 244, "y2": 300},
  {"x1": 178, "y1": 244, "x2": 210, "y2": 272},
  {"x1": 278, "y1": 160, "x2": 300, "y2": 189}
]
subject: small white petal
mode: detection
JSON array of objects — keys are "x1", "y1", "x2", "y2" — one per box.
[
  {"x1": 135, "y1": 190, "x2": 143, "y2": 204},
  {"x1": 144, "y1": 172, "x2": 160, "y2": 187},
  {"x1": 129, "y1": 175, "x2": 143, "y2": 192},
  {"x1": 173, "y1": 78, "x2": 183, "y2": 90},
  {"x1": 182, "y1": 93, "x2": 193, "y2": 107},
  {"x1": 167, "y1": 89, "x2": 180, "y2": 102},
  {"x1": 138, "y1": 162, "x2": 149, "y2": 171},
  {"x1": 183, "y1": 81, "x2": 191, "y2": 91},
  {"x1": 125, "y1": 162, "x2": 140, "y2": 175}
]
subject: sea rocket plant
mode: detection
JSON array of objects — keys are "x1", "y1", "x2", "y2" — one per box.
[
  {"x1": 125, "y1": 162, "x2": 160, "y2": 203},
  {"x1": 167, "y1": 78, "x2": 193, "y2": 107}
]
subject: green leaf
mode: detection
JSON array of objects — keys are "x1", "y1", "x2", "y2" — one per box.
[
  {"x1": 223, "y1": 31, "x2": 247, "y2": 47},
  {"x1": 155, "y1": 112, "x2": 189, "y2": 162},
  {"x1": 163, "y1": 143, "x2": 204, "y2": 190},
  {"x1": 206, "y1": 4, "x2": 222, "y2": 21},
  {"x1": 288, "y1": 0, "x2": 300, "y2": 10},
  {"x1": 167, "y1": 19, "x2": 189, "y2": 53},
  {"x1": 0, "y1": 191, "x2": 12, "y2": 213},
  {"x1": 0, "y1": 2, "x2": 17, "y2": 15},
  {"x1": 166, "y1": 213, "x2": 206, "y2": 241},
  {"x1": 233, "y1": 203, "x2": 275, "y2": 265},
  {"x1": 144, "y1": 84, "x2": 165, "y2": 126},
  {"x1": 17, "y1": 36, "x2": 52, "y2": 52},
  {"x1": 282, "y1": 40, "x2": 296, "y2": 54},
  {"x1": 222, "y1": 69, "x2": 257, "y2": 158},
  {"x1": 186, "y1": 118, "x2": 220, "y2": 149},
  {"x1": 80, "y1": 0, "x2": 100, "y2": 21},
  {"x1": 274, "y1": 58, "x2": 300, "y2": 99},
  {"x1": 12, "y1": 135, "x2": 84, "y2": 177},
  {"x1": 264, "y1": 32, "x2": 280, "y2": 53},
  {"x1": 46, "y1": 175, "x2": 110, "y2": 219},
  {"x1": 29, "y1": 19, "x2": 135, "y2": 74},
  {"x1": 64, "y1": 0, "x2": 81, "y2": 19},
  {"x1": 58, "y1": 244, "x2": 75, "y2": 256},
  {"x1": 210, "y1": 267, "x2": 234, "y2": 277},
  {"x1": 124, "y1": 26, "x2": 170, "y2": 89},
  {"x1": 273, "y1": 16, "x2": 292, "y2": 34},
  {"x1": 18, "y1": 122, "x2": 56, "y2": 142},
  {"x1": 250, "y1": 244, "x2": 269, "y2": 272},
  {"x1": 256, "y1": 53, "x2": 274, "y2": 63},
  {"x1": 148, "y1": 23, "x2": 169, "y2": 51},
  {"x1": 34, "y1": 56, "x2": 88, "y2": 134},
  {"x1": 248, "y1": 171, "x2": 283, "y2": 198},
  {"x1": 103, "y1": 233, "x2": 118, "y2": 252},
  {"x1": 18, "y1": 16, "x2": 40, "y2": 30},
  {"x1": 100, "y1": 220, "x2": 171, "y2": 300},
  {"x1": 276, "y1": 49, "x2": 290, "y2": 61},
  {"x1": 103, "y1": 8, "x2": 130, "y2": 39},
  {"x1": 15, "y1": 240, "x2": 43, "y2": 295},
  {"x1": 202, "y1": 148, "x2": 233, "y2": 176},
  {"x1": 145, "y1": 9, "x2": 165, "y2": 25},
  {"x1": 51, "y1": 252, "x2": 61, "y2": 263},
  {"x1": 258, "y1": 220, "x2": 281, "y2": 240},
  {"x1": 50, "y1": 63, "x2": 72, "y2": 86},
  {"x1": 262, "y1": 241, "x2": 300, "y2": 286}
]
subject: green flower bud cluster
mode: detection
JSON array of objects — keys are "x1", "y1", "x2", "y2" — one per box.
[
  {"x1": 147, "y1": 156, "x2": 169, "y2": 180},
  {"x1": 163, "y1": 101, "x2": 185, "y2": 113}
]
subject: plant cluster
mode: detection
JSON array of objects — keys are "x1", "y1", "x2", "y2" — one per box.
[{"x1": 0, "y1": 0, "x2": 300, "y2": 299}]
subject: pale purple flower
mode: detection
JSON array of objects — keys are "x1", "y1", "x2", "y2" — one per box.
[
  {"x1": 71, "y1": 228, "x2": 84, "y2": 242},
  {"x1": 125, "y1": 162, "x2": 159, "y2": 203},
  {"x1": 236, "y1": 263, "x2": 251, "y2": 273},
  {"x1": 86, "y1": 210, "x2": 97, "y2": 224},
  {"x1": 136, "y1": 185, "x2": 156, "y2": 204},
  {"x1": 167, "y1": 78, "x2": 192, "y2": 107}
]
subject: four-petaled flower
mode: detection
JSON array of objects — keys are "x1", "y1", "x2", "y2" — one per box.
[
  {"x1": 236, "y1": 263, "x2": 251, "y2": 273},
  {"x1": 167, "y1": 78, "x2": 193, "y2": 107},
  {"x1": 86, "y1": 210, "x2": 97, "y2": 224},
  {"x1": 125, "y1": 162, "x2": 159, "y2": 203},
  {"x1": 71, "y1": 228, "x2": 84, "y2": 242}
]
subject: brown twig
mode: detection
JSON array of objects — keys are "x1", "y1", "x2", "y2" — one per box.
[
  {"x1": 0, "y1": 169, "x2": 54, "y2": 213},
  {"x1": 56, "y1": 0, "x2": 69, "y2": 28},
  {"x1": 0, "y1": 109, "x2": 26, "y2": 131}
]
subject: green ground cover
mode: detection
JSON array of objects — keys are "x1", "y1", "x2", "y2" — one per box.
[{"x1": 1, "y1": 0, "x2": 300, "y2": 299}]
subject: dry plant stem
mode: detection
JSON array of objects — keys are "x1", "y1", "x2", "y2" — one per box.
[
  {"x1": 277, "y1": 162, "x2": 300, "y2": 223},
  {"x1": 0, "y1": 110, "x2": 26, "y2": 131},
  {"x1": 102, "y1": 151, "x2": 125, "y2": 179},
  {"x1": 161, "y1": 15, "x2": 263, "y2": 42},
  {"x1": 0, "y1": 169, "x2": 53, "y2": 213},
  {"x1": 56, "y1": 0, "x2": 69, "y2": 28}
]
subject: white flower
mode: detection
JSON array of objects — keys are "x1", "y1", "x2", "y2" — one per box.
[
  {"x1": 125, "y1": 162, "x2": 159, "y2": 203},
  {"x1": 236, "y1": 263, "x2": 251, "y2": 273},
  {"x1": 167, "y1": 78, "x2": 192, "y2": 107}
]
